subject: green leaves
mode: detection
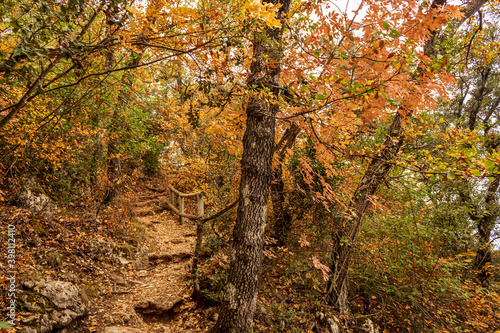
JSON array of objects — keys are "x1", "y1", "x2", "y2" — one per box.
[
  {"x1": 0, "y1": 321, "x2": 13, "y2": 329},
  {"x1": 389, "y1": 29, "x2": 399, "y2": 39},
  {"x1": 471, "y1": 169, "x2": 482, "y2": 177},
  {"x1": 484, "y1": 159, "x2": 497, "y2": 173},
  {"x1": 382, "y1": 21, "x2": 399, "y2": 38}
]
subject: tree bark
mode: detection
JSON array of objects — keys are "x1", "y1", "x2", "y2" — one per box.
[
  {"x1": 210, "y1": 1, "x2": 290, "y2": 331},
  {"x1": 455, "y1": 62, "x2": 499, "y2": 286},
  {"x1": 327, "y1": 112, "x2": 405, "y2": 313},
  {"x1": 472, "y1": 176, "x2": 500, "y2": 286},
  {"x1": 271, "y1": 123, "x2": 300, "y2": 246}
]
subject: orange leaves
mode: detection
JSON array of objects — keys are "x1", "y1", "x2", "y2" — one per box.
[{"x1": 242, "y1": 0, "x2": 282, "y2": 28}]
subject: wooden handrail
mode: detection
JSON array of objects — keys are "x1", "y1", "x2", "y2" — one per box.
[
  {"x1": 162, "y1": 185, "x2": 240, "y2": 305},
  {"x1": 163, "y1": 198, "x2": 200, "y2": 220},
  {"x1": 167, "y1": 185, "x2": 204, "y2": 224},
  {"x1": 168, "y1": 185, "x2": 203, "y2": 198}
]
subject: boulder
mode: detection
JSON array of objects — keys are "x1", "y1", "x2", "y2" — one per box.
[
  {"x1": 35, "y1": 280, "x2": 86, "y2": 316},
  {"x1": 13, "y1": 176, "x2": 58, "y2": 217},
  {"x1": 19, "y1": 279, "x2": 86, "y2": 332}
]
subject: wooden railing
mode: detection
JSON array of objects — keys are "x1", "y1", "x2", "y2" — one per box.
[
  {"x1": 166, "y1": 185, "x2": 204, "y2": 224},
  {"x1": 162, "y1": 185, "x2": 239, "y2": 305}
]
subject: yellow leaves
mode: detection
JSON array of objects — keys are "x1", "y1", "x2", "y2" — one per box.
[
  {"x1": 146, "y1": 0, "x2": 166, "y2": 17},
  {"x1": 242, "y1": 0, "x2": 282, "y2": 28}
]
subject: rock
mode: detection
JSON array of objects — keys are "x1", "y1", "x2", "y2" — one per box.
[
  {"x1": 40, "y1": 314, "x2": 53, "y2": 333},
  {"x1": 148, "y1": 252, "x2": 192, "y2": 264},
  {"x1": 133, "y1": 207, "x2": 155, "y2": 217},
  {"x1": 36, "y1": 280, "x2": 86, "y2": 315},
  {"x1": 20, "y1": 315, "x2": 40, "y2": 325},
  {"x1": 51, "y1": 309, "x2": 78, "y2": 327},
  {"x1": 14, "y1": 176, "x2": 58, "y2": 217},
  {"x1": 315, "y1": 312, "x2": 341, "y2": 333},
  {"x1": 360, "y1": 318, "x2": 379, "y2": 333},
  {"x1": 158, "y1": 196, "x2": 169, "y2": 210},
  {"x1": 136, "y1": 270, "x2": 149, "y2": 277},
  {"x1": 118, "y1": 256, "x2": 131, "y2": 265},
  {"x1": 19, "y1": 328, "x2": 37, "y2": 333},
  {"x1": 146, "y1": 223, "x2": 158, "y2": 231},
  {"x1": 23, "y1": 280, "x2": 36, "y2": 289},
  {"x1": 104, "y1": 327, "x2": 144, "y2": 333},
  {"x1": 20, "y1": 295, "x2": 43, "y2": 313},
  {"x1": 134, "y1": 249, "x2": 150, "y2": 269},
  {"x1": 134, "y1": 295, "x2": 183, "y2": 315},
  {"x1": 20, "y1": 280, "x2": 87, "y2": 332}
]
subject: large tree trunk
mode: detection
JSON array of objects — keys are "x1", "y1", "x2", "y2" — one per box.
[{"x1": 210, "y1": 1, "x2": 290, "y2": 332}]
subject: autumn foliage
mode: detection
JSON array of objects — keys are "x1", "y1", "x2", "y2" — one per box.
[{"x1": 2, "y1": 0, "x2": 500, "y2": 332}]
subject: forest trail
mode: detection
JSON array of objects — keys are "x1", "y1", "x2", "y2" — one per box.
[{"x1": 83, "y1": 185, "x2": 211, "y2": 333}]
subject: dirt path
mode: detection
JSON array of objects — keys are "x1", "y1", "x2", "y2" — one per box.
[{"x1": 82, "y1": 188, "x2": 211, "y2": 333}]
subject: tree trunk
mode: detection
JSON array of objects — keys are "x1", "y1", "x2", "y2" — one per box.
[
  {"x1": 102, "y1": 0, "x2": 162, "y2": 204},
  {"x1": 211, "y1": 1, "x2": 290, "y2": 331},
  {"x1": 326, "y1": 0, "x2": 488, "y2": 313},
  {"x1": 470, "y1": 175, "x2": 500, "y2": 286},
  {"x1": 327, "y1": 112, "x2": 405, "y2": 313},
  {"x1": 102, "y1": 52, "x2": 142, "y2": 204},
  {"x1": 271, "y1": 123, "x2": 300, "y2": 246}
]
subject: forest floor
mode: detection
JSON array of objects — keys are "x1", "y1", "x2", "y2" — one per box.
[
  {"x1": 81, "y1": 180, "x2": 214, "y2": 333},
  {"x1": 0, "y1": 176, "x2": 216, "y2": 333}
]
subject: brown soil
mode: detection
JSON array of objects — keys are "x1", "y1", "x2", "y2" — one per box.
[
  {"x1": 83, "y1": 190, "x2": 213, "y2": 333},
  {"x1": 0, "y1": 177, "x2": 216, "y2": 333}
]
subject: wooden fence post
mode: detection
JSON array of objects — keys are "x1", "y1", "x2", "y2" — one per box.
[
  {"x1": 197, "y1": 193, "x2": 204, "y2": 217},
  {"x1": 179, "y1": 196, "x2": 184, "y2": 224}
]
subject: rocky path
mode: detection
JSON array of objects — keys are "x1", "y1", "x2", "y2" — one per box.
[{"x1": 83, "y1": 189, "x2": 209, "y2": 333}]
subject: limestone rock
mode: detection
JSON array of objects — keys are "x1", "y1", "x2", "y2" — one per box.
[
  {"x1": 40, "y1": 314, "x2": 52, "y2": 333},
  {"x1": 360, "y1": 318, "x2": 379, "y2": 333},
  {"x1": 19, "y1": 280, "x2": 87, "y2": 332},
  {"x1": 14, "y1": 177, "x2": 58, "y2": 217},
  {"x1": 19, "y1": 328, "x2": 38, "y2": 333},
  {"x1": 35, "y1": 280, "x2": 86, "y2": 315},
  {"x1": 314, "y1": 312, "x2": 342, "y2": 333},
  {"x1": 134, "y1": 295, "x2": 183, "y2": 315}
]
